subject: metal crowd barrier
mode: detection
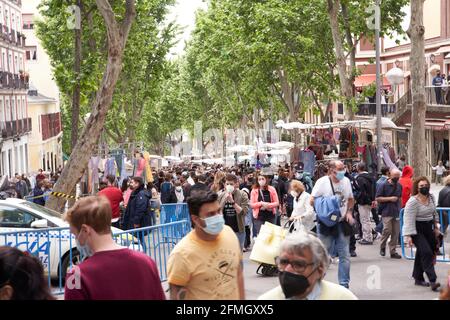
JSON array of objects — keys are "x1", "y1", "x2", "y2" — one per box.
[
  {"x1": 0, "y1": 220, "x2": 191, "y2": 296},
  {"x1": 159, "y1": 203, "x2": 189, "y2": 224},
  {"x1": 400, "y1": 207, "x2": 450, "y2": 262}
]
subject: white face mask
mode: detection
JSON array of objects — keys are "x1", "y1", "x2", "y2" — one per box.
[
  {"x1": 258, "y1": 179, "x2": 266, "y2": 187},
  {"x1": 225, "y1": 185, "x2": 234, "y2": 193},
  {"x1": 290, "y1": 190, "x2": 299, "y2": 198}
]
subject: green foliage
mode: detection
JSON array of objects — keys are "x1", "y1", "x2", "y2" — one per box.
[{"x1": 36, "y1": 0, "x2": 176, "y2": 155}]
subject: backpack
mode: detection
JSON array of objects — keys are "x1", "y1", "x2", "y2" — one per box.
[{"x1": 314, "y1": 178, "x2": 341, "y2": 227}]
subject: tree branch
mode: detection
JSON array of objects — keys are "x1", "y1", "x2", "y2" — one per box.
[
  {"x1": 95, "y1": 0, "x2": 120, "y2": 46},
  {"x1": 120, "y1": 0, "x2": 136, "y2": 42}
]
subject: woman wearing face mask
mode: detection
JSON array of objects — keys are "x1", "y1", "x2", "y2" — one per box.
[
  {"x1": 403, "y1": 177, "x2": 441, "y2": 291},
  {"x1": 258, "y1": 232, "x2": 357, "y2": 300},
  {"x1": 250, "y1": 174, "x2": 280, "y2": 237},
  {"x1": 170, "y1": 180, "x2": 185, "y2": 204},
  {"x1": 218, "y1": 174, "x2": 249, "y2": 250},
  {"x1": 288, "y1": 180, "x2": 316, "y2": 233}
]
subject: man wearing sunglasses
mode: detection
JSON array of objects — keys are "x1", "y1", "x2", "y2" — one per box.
[{"x1": 258, "y1": 232, "x2": 357, "y2": 300}]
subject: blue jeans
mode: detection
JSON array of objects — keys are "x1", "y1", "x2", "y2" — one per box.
[
  {"x1": 235, "y1": 231, "x2": 245, "y2": 250},
  {"x1": 318, "y1": 223, "x2": 351, "y2": 288}
]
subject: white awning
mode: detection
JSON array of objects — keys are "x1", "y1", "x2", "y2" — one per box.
[{"x1": 436, "y1": 46, "x2": 450, "y2": 54}]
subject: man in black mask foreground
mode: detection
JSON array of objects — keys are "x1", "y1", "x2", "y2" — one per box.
[{"x1": 258, "y1": 232, "x2": 357, "y2": 300}]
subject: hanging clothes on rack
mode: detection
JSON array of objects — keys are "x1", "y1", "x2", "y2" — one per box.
[
  {"x1": 143, "y1": 151, "x2": 154, "y2": 183},
  {"x1": 104, "y1": 157, "x2": 118, "y2": 178},
  {"x1": 88, "y1": 156, "x2": 100, "y2": 194},
  {"x1": 110, "y1": 149, "x2": 124, "y2": 174},
  {"x1": 133, "y1": 155, "x2": 146, "y2": 178},
  {"x1": 382, "y1": 147, "x2": 398, "y2": 170},
  {"x1": 119, "y1": 154, "x2": 127, "y2": 186},
  {"x1": 299, "y1": 148, "x2": 316, "y2": 175}
]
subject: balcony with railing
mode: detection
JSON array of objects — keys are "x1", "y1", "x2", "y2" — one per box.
[
  {"x1": 355, "y1": 103, "x2": 397, "y2": 117},
  {"x1": 0, "y1": 71, "x2": 29, "y2": 90},
  {"x1": 0, "y1": 118, "x2": 32, "y2": 139},
  {"x1": 41, "y1": 112, "x2": 61, "y2": 141},
  {"x1": 10, "y1": 29, "x2": 15, "y2": 43}
]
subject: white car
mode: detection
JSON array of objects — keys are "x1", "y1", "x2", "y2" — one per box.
[{"x1": 0, "y1": 198, "x2": 141, "y2": 281}]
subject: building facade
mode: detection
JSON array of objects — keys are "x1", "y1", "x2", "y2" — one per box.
[
  {"x1": 22, "y1": 0, "x2": 60, "y2": 103},
  {"x1": 0, "y1": 0, "x2": 31, "y2": 178},
  {"x1": 350, "y1": 0, "x2": 450, "y2": 177},
  {"x1": 27, "y1": 86, "x2": 62, "y2": 173},
  {"x1": 22, "y1": 0, "x2": 62, "y2": 173}
]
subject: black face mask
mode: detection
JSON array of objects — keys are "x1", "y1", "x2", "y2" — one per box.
[
  {"x1": 419, "y1": 186, "x2": 430, "y2": 196},
  {"x1": 278, "y1": 270, "x2": 315, "y2": 299},
  {"x1": 391, "y1": 177, "x2": 399, "y2": 184}
]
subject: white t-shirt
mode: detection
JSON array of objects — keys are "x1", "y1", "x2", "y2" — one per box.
[
  {"x1": 433, "y1": 165, "x2": 445, "y2": 175},
  {"x1": 311, "y1": 175, "x2": 354, "y2": 216}
]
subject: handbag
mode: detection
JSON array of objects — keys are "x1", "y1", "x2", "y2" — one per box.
[{"x1": 249, "y1": 222, "x2": 287, "y2": 266}]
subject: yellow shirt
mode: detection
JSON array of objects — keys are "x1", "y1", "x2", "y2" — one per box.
[
  {"x1": 258, "y1": 280, "x2": 358, "y2": 300},
  {"x1": 167, "y1": 225, "x2": 242, "y2": 300}
]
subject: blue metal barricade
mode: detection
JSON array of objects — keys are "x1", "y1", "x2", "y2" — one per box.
[
  {"x1": 0, "y1": 227, "x2": 74, "y2": 296},
  {"x1": 400, "y1": 207, "x2": 450, "y2": 262},
  {"x1": 159, "y1": 203, "x2": 189, "y2": 224},
  {"x1": 0, "y1": 220, "x2": 191, "y2": 296},
  {"x1": 112, "y1": 220, "x2": 191, "y2": 281}
]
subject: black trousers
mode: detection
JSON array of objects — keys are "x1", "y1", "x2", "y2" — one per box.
[
  {"x1": 244, "y1": 226, "x2": 251, "y2": 248},
  {"x1": 411, "y1": 221, "x2": 438, "y2": 283},
  {"x1": 350, "y1": 234, "x2": 356, "y2": 252},
  {"x1": 371, "y1": 208, "x2": 380, "y2": 225}
]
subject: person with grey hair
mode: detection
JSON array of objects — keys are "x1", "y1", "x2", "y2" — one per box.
[
  {"x1": 258, "y1": 232, "x2": 357, "y2": 300},
  {"x1": 376, "y1": 168, "x2": 403, "y2": 259}
]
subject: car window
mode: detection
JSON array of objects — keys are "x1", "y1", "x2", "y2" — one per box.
[
  {"x1": 21, "y1": 202, "x2": 62, "y2": 219},
  {"x1": 0, "y1": 205, "x2": 38, "y2": 228}
]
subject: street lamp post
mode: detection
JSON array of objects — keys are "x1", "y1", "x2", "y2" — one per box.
[{"x1": 375, "y1": 0, "x2": 382, "y2": 175}]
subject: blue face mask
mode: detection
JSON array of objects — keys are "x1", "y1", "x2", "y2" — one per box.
[
  {"x1": 336, "y1": 170, "x2": 346, "y2": 181},
  {"x1": 201, "y1": 214, "x2": 225, "y2": 235},
  {"x1": 76, "y1": 237, "x2": 94, "y2": 261}
]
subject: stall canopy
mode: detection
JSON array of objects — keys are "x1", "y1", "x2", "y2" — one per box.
[
  {"x1": 354, "y1": 74, "x2": 391, "y2": 89},
  {"x1": 227, "y1": 145, "x2": 255, "y2": 153},
  {"x1": 263, "y1": 141, "x2": 295, "y2": 150},
  {"x1": 276, "y1": 118, "x2": 398, "y2": 130}
]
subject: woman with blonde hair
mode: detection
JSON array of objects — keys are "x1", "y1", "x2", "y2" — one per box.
[
  {"x1": 288, "y1": 180, "x2": 316, "y2": 233},
  {"x1": 211, "y1": 171, "x2": 226, "y2": 193}
]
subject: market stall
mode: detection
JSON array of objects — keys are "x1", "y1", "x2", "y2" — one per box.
[{"x1": 276, "y1": 118, "x2": 400, "y2": 175}]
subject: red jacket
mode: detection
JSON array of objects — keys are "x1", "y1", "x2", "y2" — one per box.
[
  {"x1": 250, "y1": 185, "x2": 280, "y2": 219},
  {"x1": 98, "y1": 186, "x2": 124, "y2": 219},
  {"x1": 399, "y1": 165, "x2": 414, "y2": 208}
]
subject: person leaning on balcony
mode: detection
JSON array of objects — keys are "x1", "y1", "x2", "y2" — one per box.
[
  {"x1": 432, "y1": 71, "x2": 443, "y2": 104},
  {"x1": 446, "y1": 75, "x2": 450, "y2": 105}
]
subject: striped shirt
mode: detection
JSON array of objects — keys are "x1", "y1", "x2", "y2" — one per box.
[{"x1": 402, "y1": 195, "x2": 437, "y2": 236}]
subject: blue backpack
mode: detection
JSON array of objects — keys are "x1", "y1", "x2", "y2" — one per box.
[{"x1": 314, "y1": 178, "x2": 341, "y2": 227}]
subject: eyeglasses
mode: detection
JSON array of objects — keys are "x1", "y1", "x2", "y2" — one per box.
[{"x1": 275, "y1": 256, "x2": 315, "y2": 274}]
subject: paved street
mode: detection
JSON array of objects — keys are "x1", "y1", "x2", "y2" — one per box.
[
  {"x1": 242, "y1": 183, "x2": 450, "y2": 300},
  {"x1": 243, "y1": 242, "x2": 450, "y2": 300}
]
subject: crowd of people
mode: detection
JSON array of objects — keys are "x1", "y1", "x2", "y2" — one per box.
[{"x1": 1, "y1": 159, "x2": 450, "y2": 300}]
